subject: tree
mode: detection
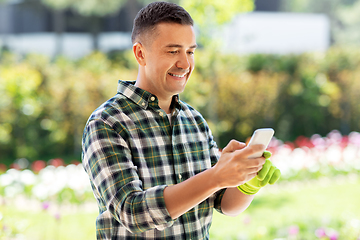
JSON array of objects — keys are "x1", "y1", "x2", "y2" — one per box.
[
  {"x1": 280, "y1": 0, "x2": 360, "y2": 135},
  {"x1": 334, "y1": 0, "x2": 360, "y2": 46}
]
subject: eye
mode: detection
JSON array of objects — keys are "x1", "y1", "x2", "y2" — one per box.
[
  {"x1": 168, "y1": 50, "x2": 178, "y2": 54},
  {"x1": 188, "y1": 51, "x2": 194, "y2": 55}
]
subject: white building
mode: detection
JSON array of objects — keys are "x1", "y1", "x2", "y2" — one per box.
[{"x1": 222, "y1": 12, "x2": 330, "y2": 55}]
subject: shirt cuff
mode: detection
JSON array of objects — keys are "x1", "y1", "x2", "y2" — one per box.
[
  {"x1": 145, "y1": 185, "x2": 174, "y2": 230},
  {"x1": 213, "y1": 188, "x2": 226, "y2": 214}
]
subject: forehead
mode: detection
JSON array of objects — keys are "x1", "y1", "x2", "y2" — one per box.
[{"x1": 151, "y1": 22, "x2": 196, "y2": 48}]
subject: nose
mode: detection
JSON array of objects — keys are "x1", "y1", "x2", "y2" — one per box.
[{"x1": 175, "y1": 52, "x2": 191, "y2": 70}]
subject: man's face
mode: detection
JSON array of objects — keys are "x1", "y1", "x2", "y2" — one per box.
[{"x1": 140, "y1": 22, "x2": 197, "y2": 100}]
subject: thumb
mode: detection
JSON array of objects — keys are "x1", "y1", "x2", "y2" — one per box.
[{"x1": 222, "y1": 140, "x2": 246, "y2": 153}]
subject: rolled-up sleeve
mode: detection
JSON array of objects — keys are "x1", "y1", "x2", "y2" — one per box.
[
  {"x1": 207, "y1": 125, "x2": 226, "y2": 213},
  {"x1": 82, "y1": 118, "x2": 174, "y2": 233}
]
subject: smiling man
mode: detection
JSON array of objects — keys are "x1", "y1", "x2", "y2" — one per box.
[
  {"x1": 133, "y1": 21, "x2": 197, "y2": 113},
  {"x1": 82, "y1": 2, "x2": 279, "y2": 239}
]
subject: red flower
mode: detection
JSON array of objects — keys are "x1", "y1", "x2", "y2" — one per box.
[
  {"x1": 284, "y1": 141, "x2": 295, "y2": 150},
  {"x1": 295, "y1": 136, "x2": 314, "y2": 148},
  {"x1": 48, "y1": 158, "x2": 64, "y2": 167},
  {"x1": 71, "y1": 160, "x2": 81, "y2": 165},
  {"x1": 0, "y1": 163, "x2": 7, "y2": 173},
  {"x1": 10, "y1": 163, "x2": 21, "y2": 170},
  {"x1": 32, "y1": 160, "x2": 47, "y2": 173},
  {"x1": 340, "y1": 136, "x2": 349, "y2": 149}
]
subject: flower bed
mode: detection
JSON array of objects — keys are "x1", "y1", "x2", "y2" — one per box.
[
  {"x1": 269, "y1": 130, "x2": 360, "y2": 182},
  {"x1": 0, "y1": 130, "x2": 360, "y2": 239},
  {"x1": 0, "y1": 161, "x2": 93, "y2": 205}
]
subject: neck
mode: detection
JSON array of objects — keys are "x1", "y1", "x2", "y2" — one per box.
[
  {"x1": 135, "y1": 71, "x2": 173, "y2": 114},
  {"x1": 158, "y1": 97, "x2": 173, "y2": 114}
]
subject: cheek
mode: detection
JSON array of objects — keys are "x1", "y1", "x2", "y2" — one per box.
[
  {"x1": 146, "y1": 60, "x2": 162, "y2": 74},
  {"x1": 157, "y1": 60, "x2": 173, "y2": 74},
  {"x1": 189, "y1": 57, "x2": 195, "y2": 68},
  {"x1": 189, "y1": 60, "x2": 195, "y2": 73},
  {"x1": 147, "y1": 63, "x2": 170, "y2": 80}
]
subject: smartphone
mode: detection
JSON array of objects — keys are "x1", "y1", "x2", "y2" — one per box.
[{"x1": 247, "y1": 128, "x2": 275, "y2": 159}]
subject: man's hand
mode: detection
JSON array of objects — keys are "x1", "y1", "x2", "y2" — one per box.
[
  {"x1": 237, "y1": 151, "x2": 281, "y2": 195},
  {"x1": 212, "y1": 140, "x2": 267, "y2": 189},
  {"x1": 163, "y1": 140, "x2": 267, "y2": 219}
]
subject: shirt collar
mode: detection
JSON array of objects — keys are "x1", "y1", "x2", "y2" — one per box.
[{"x1": 117, "y1": 80, "x2": 182, "y2": 111}]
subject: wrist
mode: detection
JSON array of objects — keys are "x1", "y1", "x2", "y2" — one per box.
[{"x1": 206, "y1": 166, "x2": 224, "y2": 191}]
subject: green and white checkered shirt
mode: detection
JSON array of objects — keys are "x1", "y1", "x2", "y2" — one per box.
[{"x1": 82, "y1": 80, "x2": 225, "y2": 240}]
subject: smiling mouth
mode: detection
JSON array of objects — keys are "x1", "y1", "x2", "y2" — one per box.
[{"x1": 168, "y1": 72, "x2": 188, "y2": 78}]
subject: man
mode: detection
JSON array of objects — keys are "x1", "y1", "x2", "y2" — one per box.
[{"x1": 82, "y1": 2, "x2": 280, "y2": 239}]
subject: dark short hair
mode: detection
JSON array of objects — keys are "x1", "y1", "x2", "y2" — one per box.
[{"x1": 131, "y1": 1, "x2": 194, "y2": 44}]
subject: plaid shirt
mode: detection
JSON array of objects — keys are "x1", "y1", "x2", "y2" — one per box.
[{"x1": 82, "y1": 80, "x2": 225, "y2": 240}]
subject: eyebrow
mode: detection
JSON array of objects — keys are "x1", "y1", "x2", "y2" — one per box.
[{"x1": 165, "y1": 44, "x2": 198, "y2": 49}]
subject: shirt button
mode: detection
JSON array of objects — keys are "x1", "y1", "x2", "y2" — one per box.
[
  {"x1": 141, "y1": 102, "x2": 145, "y2": 106},
  {"x1": 159, "y1": 111, "x2": 164, "y2": 117},
  {"x1": 178, "y1": 174, "x2": 182, "y2": 180},
  {"x1": 150, "y1": 96, "x2": 155, "y2": 101}
]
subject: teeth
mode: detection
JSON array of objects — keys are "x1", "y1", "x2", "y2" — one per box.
[{"x1": 169, "y1": 73, "x2": 186, "y2": 78}]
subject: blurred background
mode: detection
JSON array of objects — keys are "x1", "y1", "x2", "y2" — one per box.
[{"x1": 0, "y1": 0, "x2": 360, "y2": 239}]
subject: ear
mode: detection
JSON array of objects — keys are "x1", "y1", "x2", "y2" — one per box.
[{"x1": 133, "y1": 42, "x2": 146, "y2": 66}]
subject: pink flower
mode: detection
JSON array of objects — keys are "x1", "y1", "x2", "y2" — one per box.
[
  {"x1": 42, "y1": 201, "x2": 50, "y2": 210},
  {"x1": 329, "y1": 231, "x2": 339, "y2": 240},
  {"x1": 315, "y1": 228, "x2": 327, "y2": 238},
  {"x1": 243, "y1": 215, "x2": 251, "y2": 225},
  {"x1": 349, "y1": 131, "x2": 360, "y2": 146},
  {"x1": 288, "y1": 225, "x2": 299, "y2": 235},
  {"x1": 54, "y1": 213, "x2": 61, "y2": 221}
]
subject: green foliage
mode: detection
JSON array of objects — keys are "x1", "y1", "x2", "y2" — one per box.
[
  {"x1": 1, "y1": 48, "x2": 360, "y2": 161},
  {"x1": 0, "y1": 51, "x2": 137, "y2": 161},
  {"x1": 180, "y1": 0, "x2": 254, "y2": 26},
  {"x1": 182, "y1": 48, "x2": 360, "y2": 147}
]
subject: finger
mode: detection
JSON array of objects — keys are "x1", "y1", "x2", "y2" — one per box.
[
  {"x1": 222, "y1": 140, "x2": 247, "y2": 153},
  {"x1": 242, "y1": 144, "x2": 266, "y2": 158},
  {"x1": 262, "y1": 150, "x2": 272, "y2": 159},
  {"x1": 241, "y1": 157, "x2": 266, "y2": 171},
  {"x1": 247, "y1": 172, "x2": 258, "y2": 182},
  {"x1": 269, "y1": 168, "x2": 281, "y2": 184},
  {"x1": 247, "y1": 165, "x2": 264, "y2": 175},
  {"x1": 257, "y1": 159, "x2": 271, "y2": 181},
  {"x1": 236, "y1": 172, "x2": 258, "y2": 187},
  {"x1": 259, "y1": 166, "x2": 276, "y2": 187}
]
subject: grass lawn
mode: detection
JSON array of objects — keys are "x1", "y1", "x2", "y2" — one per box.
[
  {"x1": 1, "y1": 176, "x2": 359, "y2": 240},
  {"x1": 0, "y1": 203, "x2": 98, "y2": 240},
  {"x1": 210, "y1": 175, "x2": 360, "y2": 239}
]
